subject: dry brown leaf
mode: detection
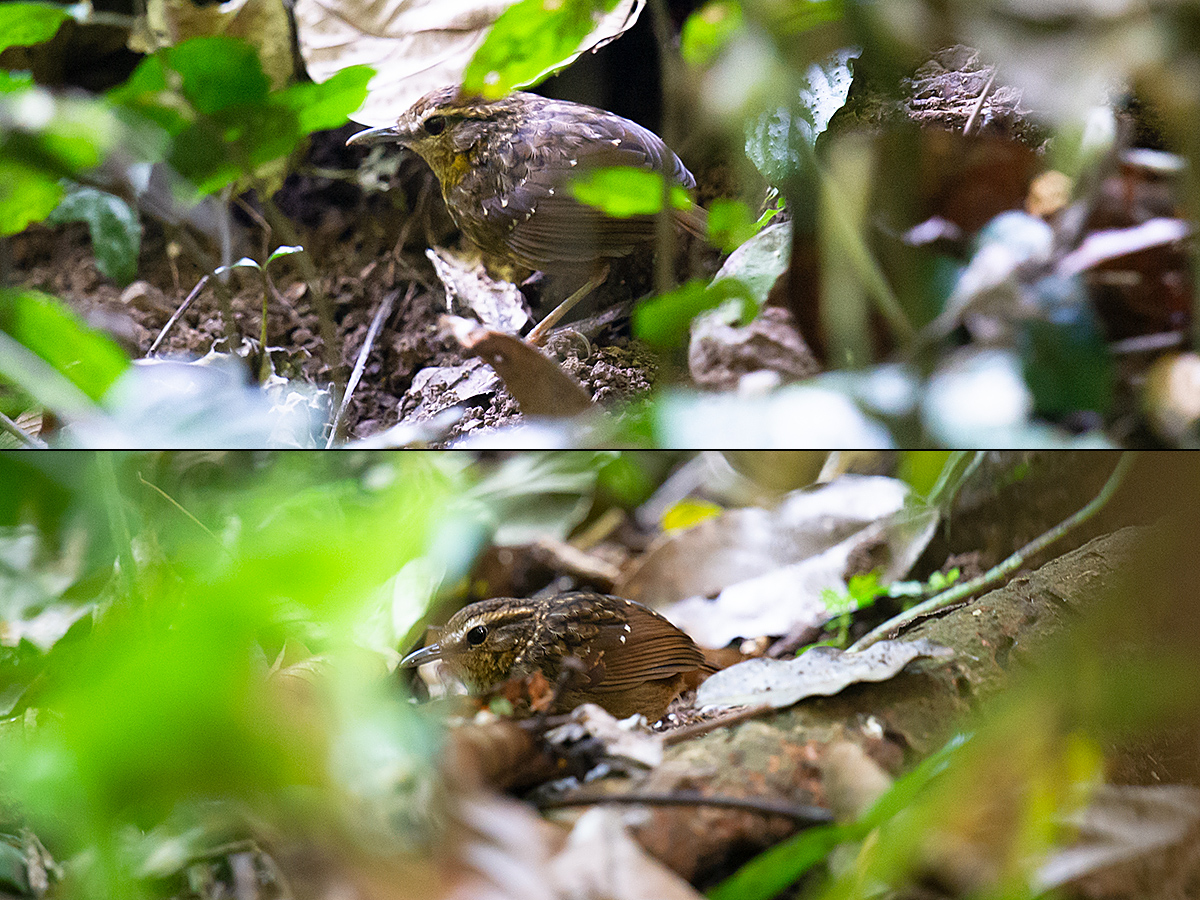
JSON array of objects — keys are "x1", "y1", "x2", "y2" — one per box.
[
  {"x1": 618, "y1": 476, "x2": 938, "y2": 648},
  {"x1": 443, "y1": 316, "x2": 594, "y2": 417},
  {"x1": 134, "y1": 0, "x2": 294, "y2": 89}
]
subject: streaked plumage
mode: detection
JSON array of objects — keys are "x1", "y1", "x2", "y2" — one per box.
[
  {"x1": 401, "y1": 591, "x2": 713, "y2": 720},
  {"x1": 348, "y1": 87, "x2": 705, "y2": 275}
]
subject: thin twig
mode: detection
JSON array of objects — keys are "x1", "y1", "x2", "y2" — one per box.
[
  {"x1": 963, "y1": 70, "x2": 997, "y2": 137},
  {"x1": 136, "y1": 471, "x2": 228, "y2": 553},
  {"x1": 849, "y1": 451, "x2": 1137, "y2": 652},
  {"x1": 173, "y1": 226, "x2": 242, "y2": 349},
  {"x1": 537, "y1": 789, "x2": 833, "y2": 826},
  {"x1": 97, "y1": 453, "x2": 140, "y2": 605},
  {"x1": 326, "y1": 285, "x2": 406, "y2": 447},
  {"x1": 149, "y1": 274, "x2": 209, "y2": 355},
  {"x1": 647, "y1": 0, "x2": 682, "y2": 296},
  {"x1": 662, "y1": 704, "x2": 773, "y2": 746}
]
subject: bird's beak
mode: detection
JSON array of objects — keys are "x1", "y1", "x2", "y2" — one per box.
[
  {"x1": 346, "y1": 124, "x2": 402, "y2": 147},
  {"x1": 400, "y1": 642, "x2": 442, "y2": 667}
]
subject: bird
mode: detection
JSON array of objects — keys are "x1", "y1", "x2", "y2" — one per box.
[
  {"x1": 347, "y1": 86, "x2": 706, "y2": 342},
  {"x1": 400, "y1": 591, "x2": 714, "y2": 721}
]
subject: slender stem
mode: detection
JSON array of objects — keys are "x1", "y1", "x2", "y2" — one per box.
[
  {"x1": 97, "y1": 452, "x2": 140, "y2": 606},
  {"x1": 0, "y1": 410, "x2": 46, "y2": 448},
  {"x1": 136, "y1": 471, "x2": 227, "y2": 553},
  {"x1": 537, "y1": 789, "x2": 833, "y2": 826},
  {"x1": 260, "y1": 195, "x2": 342, "y2": 383},
  {"x1": 647, "y1": 0, "x2": 680, "y2": 296},
  {"x1": 962, "y1": 70, "x2": 996, "y2": 137},
  {"x1": 849, "y1": 451, "x2": 1137, "y2": 652}
]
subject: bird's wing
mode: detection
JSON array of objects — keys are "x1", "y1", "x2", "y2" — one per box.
[{"x1": 498, "y1": 111, "x2": 696, "y2": 269}]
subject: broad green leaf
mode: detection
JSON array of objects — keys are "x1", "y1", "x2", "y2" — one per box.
[
  {"x1": 569, "y1": 167, "x2": 695, "y2": 217},
  {"x1": 48, "y1": 185, "x2": 142, "y2": 286},
  {"x1": 106, "y1": 55, "x2": 190, "y2": 138},
  {"x1": 633, "y1": 277, "x2": 754, "y2": 349},
  {"x1": 166, "y1": 36, "x2": 270, "y2": 114},
  {"x1": 0, "y1": 2, "x2": 70, "y2": 54},
  {"x1": 706, "y1": 197, "x2": 761, "y2": 251},
  {"x1": 169, "y1": 103, "x2": 300, "y2": 196},
  {"x1": 276, "y1": 65, "x2": 374, "y2": 133},
  {"x1": 0, "y1": 288, "x2": 130, "y2": 402},
  {"x1": 463, "y1": 0, "x2": 623, "y2": 98},
  {"x1": 745, "y1": 47, "x2": 857, "y2": 188}
]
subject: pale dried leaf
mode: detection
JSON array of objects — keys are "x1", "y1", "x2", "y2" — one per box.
[
  {"x1": 294, "y1": 0, "x2": 644, "y2": 125},
  {"x1": 1057, "y1": 217, "x2": 1192, "y2": 277},
  {"x1": 427, "y1": 247, "x2": 529, "y2": 334},
  {"x1": 695, "y1": 638, "x2": 953, "y2": 710},
  {"x1": 1035, "y1": 784, "x2": 1200, "y2": 891},
  {"x1": 136, "y1": 0, "x2": 293, "y2": 89},
  {"x1": 548, "y1": 809, "x2": 705, "y2": 900},
  {"x1": 618, "y1": 476, "x2": 939, "y2": 648},
  {"x1": 544, "y1": 703, "x2": 664, "y2": 770}
]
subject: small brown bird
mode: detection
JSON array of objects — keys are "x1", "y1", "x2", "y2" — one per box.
[
  {"x1": 347, "y1": 87, "x2": 706, "y2": 342},
  {"x1": 401, "y1": 592, "x2": 713, "y2": 721}
]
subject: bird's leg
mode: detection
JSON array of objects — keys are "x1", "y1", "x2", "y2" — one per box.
[{"x1": 526, "y1": 263, "x2": 610, "y2": 345}]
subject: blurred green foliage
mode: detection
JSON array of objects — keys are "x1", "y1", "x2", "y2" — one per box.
[
  {"x1": 0, "y1": 287, "x2": 130, "y2": 407},
  {"x1": 0, "y1": 2, "x2": 70, "y2": 55},
  {"x1": 0, "y1": 453, "x2": 468, "y2": 896},
  {"x1": 46, "y1": 186, "x2": 141, "y2": 286},
  {"x1": 569, "y1": 167, "x2": 696, "y2": 218},
  {"x1": 106, "y1": 36, "x2": 372, "y2": 199}
]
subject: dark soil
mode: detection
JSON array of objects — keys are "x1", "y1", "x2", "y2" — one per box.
[{"x1": 9, "y1": 124, "x2": 669, "y2": 445}]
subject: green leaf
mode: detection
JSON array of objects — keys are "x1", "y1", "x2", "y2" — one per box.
[
  {"x1": 707, "y1": 823, "x2": 849, "y2": 900},
  {"x1": 47, "y1": 185, "x2": 142, "y2": 286},
  {"x1": 0, "y1": 159, "x2": 63, "y2": 235},
  {"x1": 681, "y1": 0, "x2": 743, "y2": 67},
  {"x1": 0, "y1": 90, "x2": 125, "y2": 174},
  {"x1": 634, "y1": 277, "x2": 754, "y2": 349},
  {"x1": 1020, "y1": 276, "x2": 1113, "y2": 417},
  {"x1": 165, "y1": 36, "x2": 270, "y2": 114},
  {"x1": 745, "y1": 48, "x2": 857, "y2": 188},
  {"x1": 215, "y1": 257, "x2": 263, "y2": 275},
  {"x1": 266, "y1": 244, "x2": 303, "y2": 265},
  {"x1": 106, "y1": 55, "x2": 190, "y2": 138},
  {"x1": 169, "y1": 103, "x2": 301, "y2": 196},
  {"x1": 706, "y1": 198, "x2": 761, "y2": 252},
  {"x1": 0, "y1": 288, "x2": 130, "y2": 402},
  {"x1": 463, "y1": 0, "x2": 622, "y2": 98},
  {"x1": 0, "y1": 2, "x2": 70, "y2": 55},
  {"x1": 569, "y1": 167, "x2": 694, "y2": 217},
  {"x1": 275, "y1": 65, "x2": 374, "y2": 133}
]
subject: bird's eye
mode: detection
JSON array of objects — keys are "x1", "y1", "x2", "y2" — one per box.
[
  {"x1": 466, "y1": 624, "x2": 488, "y2": 645},
  {"x1": 424, "y1": 115, "x2": 447, "y2": 136}
]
